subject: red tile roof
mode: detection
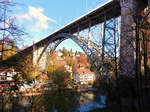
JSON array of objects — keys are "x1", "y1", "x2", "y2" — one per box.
[
  {"x1": 0, "y1": 69, "x2": 13, "y2": 74},
  {"x1": 76, "y1": 68, "x2": 93, "y2": 75}
]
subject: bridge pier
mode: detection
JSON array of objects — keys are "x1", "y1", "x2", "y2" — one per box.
[
  {"x1": 119, "y1": 0, "x2": 150, "y2": 111},
  {"x1": 148, "y1": 0, "x2": 150, "y2": 7},
  {"x1": 119, "y1": 0, "x2": 150, "y2": 76},
  {"x1": 147, "y1": 1, "x2": 150, "y2": 71},
  {"x1": 33, "y1": 45, "x2": 47, "y2": 71},
  {"x1": 119, "y1": 0, "x2": 150, "y2": 80},
  {"x1": 119, "y1": 0, "x2": 138, "y2": 79}
]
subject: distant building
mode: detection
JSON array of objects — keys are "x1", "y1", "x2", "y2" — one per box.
[
  {"x1": 56, "y1": 51, "x2": 64, "y2": 61},
  {"x1": 74, "y1": 68, "x2": 95, "y2": 85},
  {"x1": 0, "y1": 69, "x2": 17, "y2": 82},
  {"x1": 57, "y1": 51, "x2": 63, "y2": 57},
  {"x1": 74, "y1": 52, "x2": 80, "y2": 57},
  {"x1": 64, "y1": 65, "x2": 72, "y2": 73},
  {"x1": 77, "y1": 63, "x2": 86, "y2": 69}
]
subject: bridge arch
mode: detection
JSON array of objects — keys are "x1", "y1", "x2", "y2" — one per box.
[{"x1": 35, "y1": 33, "x2": 115, "y2": 84}]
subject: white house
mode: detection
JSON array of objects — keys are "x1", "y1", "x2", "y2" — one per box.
[
  {"x1": 74, "y1": 68, "x2": 95, "y2": 85},
  {"x1": 57, "y1": 51, "x2": 63, "y2": 57},
  {"x1": 64, "y1": 65, "x2": 72, "y2": 73},
  {"x1": 56, "y1": 51, "x2": 64, "y2": 61},
  {"x1": 0, "y1": 69, "x2": 17, "y2": 81}
]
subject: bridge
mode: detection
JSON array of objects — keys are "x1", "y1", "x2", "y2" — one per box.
[{"x1": 22, "y1": 0, "x2": 150, "y2": 85}]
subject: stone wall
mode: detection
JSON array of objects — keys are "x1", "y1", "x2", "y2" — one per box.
[
  {"x1": 119, "y1": 0, "x2": 137, "y2": 78},
  {"x1": 119, "y1": 0, "x2": 148, "y2": 79}
]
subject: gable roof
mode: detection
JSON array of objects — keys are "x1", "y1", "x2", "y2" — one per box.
[
  {"x1": 0, "y1": 69, "x2": 14, "y2": 74},
  {"x1": 75, "y1": 68, "x2": 94, "y2": 75}
]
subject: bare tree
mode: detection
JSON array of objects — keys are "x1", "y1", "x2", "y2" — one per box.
[{"x1": 0, "y1": 0, "x2": 26, "y2": 63}]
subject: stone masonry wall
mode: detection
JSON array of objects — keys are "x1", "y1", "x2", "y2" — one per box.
[
  {"x1": 119, "y1": 0, "x2": 137, "y2": 78},
  {"x1": 119, "y1": 0, "x2": 149, "y2": 79}
]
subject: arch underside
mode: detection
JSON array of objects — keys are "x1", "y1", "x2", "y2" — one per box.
[{"x1": 37, "y1": 33, "x2": 115, "y2": 85}]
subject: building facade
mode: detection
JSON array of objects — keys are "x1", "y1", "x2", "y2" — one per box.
[{"x1": 74, "y1": 68, "x2": 95, "y2": 85}]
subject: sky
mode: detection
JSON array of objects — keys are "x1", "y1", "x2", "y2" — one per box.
[{"x1": 12, "y1": 0, "x2": 108, "y2": 52}]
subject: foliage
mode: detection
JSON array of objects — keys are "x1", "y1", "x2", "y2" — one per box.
[
  {"x1": 77, "y1": 53, "x2": 87, "y2": 63},
  {"x1": 2, "y1": 50, "x2": 35, "y2": 82},
  {"x1": 0, "y1": 44, "x2": 18, "y2": 60},
  {"x1": 0, "y1": 0, "x2": 27, "y2": 66},
  {"x1": 47, "y1": 66, "x2": 72, "y2": 88},
  {"x1": 47, "y1": 52, "x2": 57, "y2": 73},
  {"x1": 22, "y1": 54, "x2": 36, "y2": 80},
  {"x1": 0, "y1": 0, "x2": 28, "y2": 84},
  {"x1": 62, "y1": 47, "x2": 68, "y2": 57},
  {"x1": 65, "y1": 56, "x2": 77, "y2": 67},
  {"x1": 71, "y1": 59, "x2": 78, "y2": 72},
  {"x1": 68, "y1": 49, "x2": 73, "y2": 57}
]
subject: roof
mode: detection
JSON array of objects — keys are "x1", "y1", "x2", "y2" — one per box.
[
  {"x1": 78, "y1": 63, "x2": 86, "y2": 67},
  {"x1": 75, "y1": 68, "x2": 94, "y2": 75},
  {"x1": 0, "y1": 69, "x2": 13, "y2": 74}
]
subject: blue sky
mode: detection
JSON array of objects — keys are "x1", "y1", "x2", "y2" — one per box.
[{"x1": 12, "y1": 0, "x2": 108, "y2": 52}]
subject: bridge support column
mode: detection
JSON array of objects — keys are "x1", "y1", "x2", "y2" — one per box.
[
  {"x1": 33, "y1": 45, "x2": 47, "y2": 71},
  {"x1": 148, "y1": 0, "x2": 150, "y2": 7},
  {"x1": 119, "y1": 0, "x2": 138, "y2": 79},
  {"x1": 119, "y1": 1, "x2": 147, "y2": 111}
]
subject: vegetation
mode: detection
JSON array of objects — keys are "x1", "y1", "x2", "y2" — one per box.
[
  {"x1": 0, "y1": 0, "x2": 28, "y2": 80},
  {"x1": 48, "y1": 66, "x2": 73, "y2": 89},
  {"x1": 0, "y1": 1, "x2": 26, "y2": 63},
  {"x1": 46, "y1": 49, "x2": 88, "y2": 88}
]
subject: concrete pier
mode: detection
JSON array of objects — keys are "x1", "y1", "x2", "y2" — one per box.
[{"x1": 119, "y1": 0, "x2": 138, "y2": 79}]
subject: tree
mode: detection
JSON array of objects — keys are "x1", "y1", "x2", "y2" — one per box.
[
  {"x1": 77, "y1": 53, "x2": 89, "y2": 68},
  {"x1": 69, "y1": 49, "x2": 73, "y2": 57},
  {"x1": 47, "y1": 52, "x2": 58, "y2": 73},
  {"x1": 72, "y1": 59, "x2": 78, "y2": 72},
  {"x1": 62, "y1": 47, "x2": 68, "y2": 57},
  {"x1": 48, "y1": 66, "x2": 71, "y2": 88},
  {"x1": 0, "y1": 38, "x2": 18, "y2": 60},
  {"x1": 65, "y1": 56, "x2": 73, "y2": 66},
  {"x1": 0, "y1": 0, "x2": 26, "y2": 65}
]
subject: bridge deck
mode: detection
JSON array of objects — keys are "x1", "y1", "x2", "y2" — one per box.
[{"x1": 23, "y1": 0, "x2": 120, "y2": 52}]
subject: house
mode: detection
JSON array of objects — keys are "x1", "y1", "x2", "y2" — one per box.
[
  {"x1": 74, "y1": 68, "x2": 95, "y2": 85},
  {"x1": 57, "y1": 51, "x2": 63, "y2": 57},
  {"x1": 0, "y1": 69, "x2": 17, "y2": 81},
  {"x1": 56, "y1": 50, "x2": 65, "y2": 61},
  {"x1": 77, "y1": 63, "x2": 86, "y2": 69},
  {"x1": 64, "y1": 65, "x2": 72, "y2": 73}
]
